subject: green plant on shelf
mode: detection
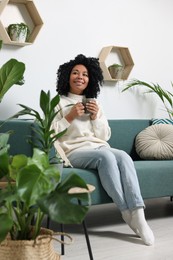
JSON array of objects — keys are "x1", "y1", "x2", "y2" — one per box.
[
  {"x1": 7, "y1": 23, "x2": 30, "y2": 43},
  {"x1": 108, "y1": 63, "x2": 124, "y2": 79}
]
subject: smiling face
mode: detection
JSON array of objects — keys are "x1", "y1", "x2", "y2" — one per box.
[{"x1": 69, "y1": 64, "x2": 89, "y2": 95}]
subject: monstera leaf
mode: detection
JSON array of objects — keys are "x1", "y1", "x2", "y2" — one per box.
[{"x1": 0, "y1": 58, "x2": 25, "y2": 101}]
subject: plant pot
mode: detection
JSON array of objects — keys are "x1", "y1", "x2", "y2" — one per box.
[
  {"x1": 0, "y1": 227, "x2": 60, "y2": 260},
  {"x1": 108, "y1": 65, "x2": 124, "y2": 79},
  {"x1": 8, "y1": 23, "x2": 29, "y2": 43}
]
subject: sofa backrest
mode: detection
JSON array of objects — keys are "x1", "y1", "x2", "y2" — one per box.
[
  {"x1": 0, "y1": 119, "x2": 152, "y2": 161},
  {"x1": 0, "y1": 119, "x2": 33, "y2": 156},
  {"x1": 108, "y1": 119, "x2": 151, "y2": 160}
]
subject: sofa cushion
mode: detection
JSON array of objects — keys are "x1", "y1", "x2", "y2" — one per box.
[
  {"x1": 135, "y1": 124, "x2": 173, "y2": 159},
  {"x1": 134, "y1": 160, "x2": 173, "y2": 198}
]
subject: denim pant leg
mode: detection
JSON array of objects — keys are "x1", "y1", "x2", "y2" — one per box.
[
  {"x1": 68, "y1": 146, "x2": 145, "y2": 211},
  {"x1": 107, "y1": 147, "x2": 145, "y2": 210}
]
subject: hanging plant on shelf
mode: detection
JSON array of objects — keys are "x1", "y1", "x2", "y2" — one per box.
[{"x1": 7, "y1": 23, "x2": 30, "y2": 43}]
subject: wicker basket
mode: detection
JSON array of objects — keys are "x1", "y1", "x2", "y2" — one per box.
[{"x1": 0, "y1": 227, "x2": 72, "y2": 260}]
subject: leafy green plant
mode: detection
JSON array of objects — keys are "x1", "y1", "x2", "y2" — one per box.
[
  {"x1": 108, "y1": 63, "x2": 124, "y2": 79},
  {"x1": 122, "y1": 79, "x2": 173, "y2": 119},
  {"x1": 0, "y1": 132, "x2": 90, "y2": 242},
  {"x1": 0, "y1": 40, "x2": 90, "y2": 244},
  {"x1": 0, "y1": 40, "x2": 25, "y2": 103},
  {"x1": 8, "y1": 23, "x2": 30, "y2": 42},
  {"x1": 11, "y1": 90, "x2": 69, "y2": 163},
  {"x1": 108, "y1": 63, "x2": 123, "y2": 69}
]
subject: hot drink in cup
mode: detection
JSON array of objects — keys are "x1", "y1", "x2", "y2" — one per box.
[{"x1": 82, "y1": 98, "x2": 95, "y2": 114}]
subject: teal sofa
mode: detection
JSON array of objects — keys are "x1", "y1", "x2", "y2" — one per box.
[{"x1": 1, "y1": 119, "x2": 173, "y2": 205}]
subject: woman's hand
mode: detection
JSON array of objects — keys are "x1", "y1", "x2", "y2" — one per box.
[
  {"x1": 65, "y1": 102, "x2": 85, "y2": 123},
  {"x1": 86, "y1": 100, "x2": 99, "y2": 120}
]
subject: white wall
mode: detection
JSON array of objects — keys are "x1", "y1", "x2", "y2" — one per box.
[{"x1": 1, "y1": 0, "x2": 173, "y2": 120}]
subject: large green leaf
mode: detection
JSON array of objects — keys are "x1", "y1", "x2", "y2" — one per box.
[
  {"x1": 0, "y1": 214, "x2": 13, "y2": 242},
  {"x1": 0, "y1": 132, "x2": 10, "y2": 149},
  {"x1": 27, "y1": 148, "x2": 49, "y2": 171},
  {"x1": 40, "y1": 90, "x2": 50, "y2": 116},
  {"x1": 0, "y1": 59, "x2": 25, "y2": 101},
  {"x1": 0, "y1": 151, "x2": 9, "y2": 178},
  {"x1": 0, "y1": 188, "x2": 18, "y2": 205},
  {"x1": 9, "y1": 154, "x2": 28, "y2": 180},
  {"x1": 17, "y1": 164, "x2": 53, "y2": 207},
  {"x1": 50, "y1": 94, "x2": 60, "y2": 111},
  {"x1": 38, "y1": 173, "x2": 90, "y2": 224},
  {"x1": 17, "y1": 148, "x2": 60, "y2": 207},
  {"x1": 0, "y1": 133, "x2": 10, "y2": 178}
]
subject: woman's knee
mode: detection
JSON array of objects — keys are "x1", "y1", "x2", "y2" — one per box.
[
  {"x1": 96, "y1": 150, "x2": 116, "y2": 166},
  {"x1": 110, "y1": 149, "x2": 133, "y2": 164}
]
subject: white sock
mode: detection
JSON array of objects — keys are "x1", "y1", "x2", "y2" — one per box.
[
  {"x1": 131, "y1": 208, "x2": 155, "y2": 246},
  {"x1": 121, "y1": 210, "x2": 139, "y2": 236}
]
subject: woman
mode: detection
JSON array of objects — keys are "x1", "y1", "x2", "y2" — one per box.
[{"x1": 52, "y1": 54, "x2": 155, "y2": 246}]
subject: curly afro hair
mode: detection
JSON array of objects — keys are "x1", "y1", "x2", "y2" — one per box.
[{"x1": 56, "y1": 54, "x2": 103, "y2": 98}]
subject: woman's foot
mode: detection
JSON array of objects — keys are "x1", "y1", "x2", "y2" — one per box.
[
  {"x1": 131, "y1": 208, "x2": 155, "y2": 246},
  {"x1": 121, "y1": 210, "x2": 139, "y2": 236}
]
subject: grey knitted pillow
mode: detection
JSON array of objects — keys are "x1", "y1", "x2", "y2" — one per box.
[{"x1": 135, "y1": 124, "x2": 173, "y2": 160}]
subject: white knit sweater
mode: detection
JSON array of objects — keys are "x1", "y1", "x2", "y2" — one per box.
[{"x1": 52, "y1": 93, "x2": 111, "y2": 166}]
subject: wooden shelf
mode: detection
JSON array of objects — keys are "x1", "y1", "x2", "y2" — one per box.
[
  {"x1": 0, "y1": 0, "x2": 43, "y2": 46},
  {"x1": 99, "y1": 46, "x2": 134, "y2": 81}
]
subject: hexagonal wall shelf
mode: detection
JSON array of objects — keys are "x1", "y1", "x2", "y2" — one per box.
[
  {"x1": 99, "y1": 46, "x2": 134, "y2": 81},
  {"x1": 0, "y1": 0, "x2": 43, "y2": 46}
]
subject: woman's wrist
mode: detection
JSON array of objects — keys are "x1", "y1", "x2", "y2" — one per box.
[
  {"x1": 65, "y1": 114, "x2": 74, "y2": 123},
  {"x1": 90, "y1": 114, "x2": 97, "y2": 120}
]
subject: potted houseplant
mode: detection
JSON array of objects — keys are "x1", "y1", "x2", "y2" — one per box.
[
  {"x1": 108, "y1": 63, "x2": 124, "y2": 79},
  {"x1": 0, "y1": 40, "x2": 25, "y2": 103},
  {"x1": 122, "y1": 79, "x2": 173, "y2": 119},
  {"x1": 0, "y1": 132, "x2": 90, "y2": 259},
  {"x1": 7, "y1": 23, "x2": 30, "y2": 43},
  {"x1": 0, "y1": 39, "x2": 90, "y2": 258}
]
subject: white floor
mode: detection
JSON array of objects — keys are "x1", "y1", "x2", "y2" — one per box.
[{"x1": 50, "y1": 197, "x2": 173, "y2": 260}]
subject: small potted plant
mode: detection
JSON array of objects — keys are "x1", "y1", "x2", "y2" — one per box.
[
  {"x1": 108, "y1": 63, "x2": 124, "y2": 79},
  {"x1": 0, "y1": 132, "x2": 90, "y2": 259},
  {"x1": 7, "y1": 23, "x2": 30, "y2": 43}
]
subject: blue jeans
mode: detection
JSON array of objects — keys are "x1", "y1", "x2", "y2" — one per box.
[{"x1": 68, "y1": 146, "x2": 145, "y2": 211}]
